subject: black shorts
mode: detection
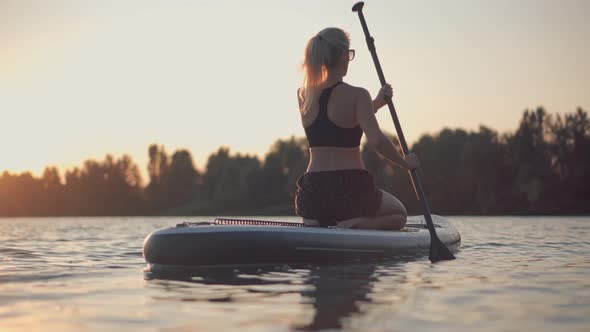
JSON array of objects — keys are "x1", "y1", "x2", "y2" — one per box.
[{"x1": 295, "y1": 169, "x2": 383, "y2": 227}]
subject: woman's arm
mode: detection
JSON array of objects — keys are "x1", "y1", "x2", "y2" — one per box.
[
  {"x1": 356, "y1": 88, "x2": 419, "y2": 170},
  {"x1": 372, "y1": 84, "x2": 392, "y2": 113},
  {"x1": 372, "y1": 99, "x2": 383, "y2": 113}
]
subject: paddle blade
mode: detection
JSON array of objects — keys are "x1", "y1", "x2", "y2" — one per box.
[{"x1": 429, "y1": 237, "x2": 456, "y2": 262}]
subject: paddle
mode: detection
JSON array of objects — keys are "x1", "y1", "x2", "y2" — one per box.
[{"x1": 352, "y1": 2, "x2": 455, "y2": 262}]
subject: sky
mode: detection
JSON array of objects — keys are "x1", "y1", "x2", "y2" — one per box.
[{"x1": 1, "y1": 0, "x2": 589, "y2": 179}]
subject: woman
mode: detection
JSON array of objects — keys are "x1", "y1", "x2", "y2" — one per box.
[{"x1": 295, "y1": 27, "x2": 420, "y2": 230}]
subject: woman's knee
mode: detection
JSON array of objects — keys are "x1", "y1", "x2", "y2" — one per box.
[
  {"x1": 377, "y1": 190, "x2": 407, "y2": 217},
  {"x1": 389, "y1": 212, "x2": 407, "y2": 229}
]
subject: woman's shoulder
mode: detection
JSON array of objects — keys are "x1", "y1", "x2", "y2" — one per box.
[
  {"x1": 338, "y1": 83, "x2": 371, "y2": 99},
  {"x1": 296, "y1": 83, "x2": 369, "y2": 98}
]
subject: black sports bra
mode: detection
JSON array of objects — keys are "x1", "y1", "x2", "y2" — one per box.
[{"x1": 304, "y1": 82, "x2": 363, "y2": 148}]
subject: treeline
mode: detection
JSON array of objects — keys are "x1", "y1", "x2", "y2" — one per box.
[
  {"x1": 0, "y1": 107, "x2": 588, "y2": 216},
  {"x1": 366, "y1": 107, "x2": 590, "y2": 215}
]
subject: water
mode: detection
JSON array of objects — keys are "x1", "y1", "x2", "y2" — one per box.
[{"x1": 0, "y1": 216, "x2": 589, "y2": 332}]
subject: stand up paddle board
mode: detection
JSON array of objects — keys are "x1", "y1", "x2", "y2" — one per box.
[{"x1": 143, "y1": 215, "x2": 460, "y2": 268}]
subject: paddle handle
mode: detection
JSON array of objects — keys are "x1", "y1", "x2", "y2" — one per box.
[{"x1": 353, "y1": 3, "x2": 439, "y2": 240}]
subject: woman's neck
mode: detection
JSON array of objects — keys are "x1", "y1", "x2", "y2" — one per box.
[{"x1": 324, "y1": 75, "x2": 343, "y2": 87}]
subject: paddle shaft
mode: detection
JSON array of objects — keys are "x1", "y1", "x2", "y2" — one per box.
[{"x1": 352, "y1": 3, "x2": 440, "y2": 241}]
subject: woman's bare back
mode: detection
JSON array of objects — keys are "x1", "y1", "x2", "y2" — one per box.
[
  {"x1": 300, "y1": 83, "x2": 360, "y2": 130},
  {"x1": 299, "y1": 83, "x2": 367, "y2": 172}
]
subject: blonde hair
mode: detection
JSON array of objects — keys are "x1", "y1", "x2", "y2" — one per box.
[{"x1": 299, "y1": 27, "x2": 350, "y2": 114}]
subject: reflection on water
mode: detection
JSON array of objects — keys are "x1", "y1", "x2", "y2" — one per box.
[
  {"x1": 145, "y1": 261, "x2": 391, "y2": 330},
  {"x1": 295, "y1": 264, "x2": 375, "y2": 330},
  {"x1": 1, "y1": 216, "x2": 589, "y2": 331}
]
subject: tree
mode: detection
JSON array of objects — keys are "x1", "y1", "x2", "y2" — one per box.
[
  {"x1": 62, "y1": 154, "x2": 144, "y2": 216},
  {"x1": 262, "y1": 136, "x2": 309, "y2": 205},
  {"x1": 167, "y1": 150, "x2": 198, "y2": 207},
  {"x1": 547, "y1": 108, "x2": 590, "y2": 212},
  {"x1": 40, "y1": 166, "x2": 64, "y2": 215},
  {"x1": 507, "y1": 107, "x2": 559, "y2": 213}
]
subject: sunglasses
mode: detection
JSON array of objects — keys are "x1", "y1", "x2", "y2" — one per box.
[{"x1": 348, "y1": 49, "x2": 355, "y2": 61}]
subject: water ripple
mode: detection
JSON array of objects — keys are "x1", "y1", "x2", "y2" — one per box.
[{"x1": 0, "y1": 216, "x2": 588, "y2": 332}]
